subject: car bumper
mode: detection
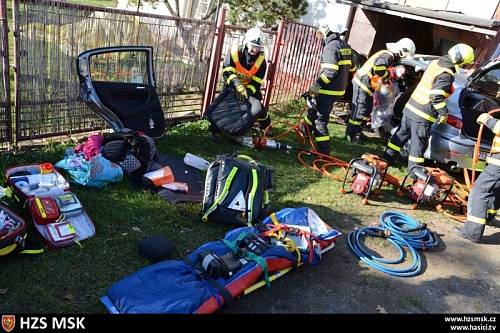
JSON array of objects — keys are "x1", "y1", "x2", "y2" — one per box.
[{"x1": 425, "y1": 129, "x2": 488, "y2": 171}]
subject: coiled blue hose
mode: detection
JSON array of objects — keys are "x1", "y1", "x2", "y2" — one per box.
[
  {"x1": 379, "y1": 211, "x2": 438, "y2": 250},
  {"x1": 347, "y1": 211, "x2": 437, "y2": 277}
]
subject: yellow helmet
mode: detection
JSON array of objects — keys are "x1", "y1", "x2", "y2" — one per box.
[{"x1": 448, "y1": 43, "x2": 475, "y2": 68}]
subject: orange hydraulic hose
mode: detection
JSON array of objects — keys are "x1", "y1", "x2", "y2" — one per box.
[{"x1": 471, "y1": 108, "x2": 500, "y2": 187}]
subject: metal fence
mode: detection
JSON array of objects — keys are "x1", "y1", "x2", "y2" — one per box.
[
  {"x1": 0, "y1": 0, "x2": 10, "y2": 147},
  {"x1": 267, "y1": 20, "x2": 322, "y2": 105},
  {"x1": 3, "y1": 0, "x2": 320, "y2": 145}
]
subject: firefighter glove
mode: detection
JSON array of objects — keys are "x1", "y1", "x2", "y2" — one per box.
[
  {"x1": 235, "y1": 84, "x2": 248, "y2": 101},
  {"x1": 477, "y1": 113, "x2": 492, "y2": 125},
  {"x1": 308, "y1": 82, "x2": 321, "y2": 95},
  {"x1": 437, "y1": 113, "x2": 448, "y2": 125}
]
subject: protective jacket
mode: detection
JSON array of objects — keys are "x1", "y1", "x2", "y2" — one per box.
[
  {"x1": 222, "y1": 45, "x2": 266, "y2": 98},
  {"x1": 314, "y1": 34, "x2": 355, "y2": 97},
  {"x1": 352, "y1": 50, "x2": 397, "y2": 96},
  {"x1": 404, "y1": 56, "x2": 455, "y2": 123}
]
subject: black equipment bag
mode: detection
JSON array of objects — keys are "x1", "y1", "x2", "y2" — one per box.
[
  {"x1": 202, "y1": 154, "x2": 273, "y2": 226},
  {"x1": 101, "y1": 129, "x2": 158, "y2": 174},
  {"x1": 205, "y1": 89, "x2": 263, "y2": 136}
]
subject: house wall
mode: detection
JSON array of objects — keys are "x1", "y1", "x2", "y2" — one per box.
[
  {"x1": 365, "y1": 0, "x2": 499, "y2": 19},
  {"x1": 300, "y1": 0, "x2": 351, "y2": 27},
  {"x1": 347, "y1": 8, "x2": 498, "y2": 66}
]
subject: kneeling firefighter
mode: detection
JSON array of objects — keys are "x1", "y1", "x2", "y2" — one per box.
[
  {"x1": 346, "y1": 38, "x2": 416, "y2": 143},
  {"x1": 303, "y1": 23, "x2": 355, "y2": 155},
  {"x1": 457, "y1": 113, "x2": 500, "y2": 243},
  {"x1": 208, "y1": 27, "x2": 270, "y2": 142},
  {"x1": 383, "y1": 43, "x2": 475, "y2": 169}
]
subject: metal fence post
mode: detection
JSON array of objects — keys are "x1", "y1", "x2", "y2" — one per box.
[
  {"x1": 201, "y1": 6, "x2": 226, "y2": 116},
  {"x1": 263, "y1": 19, "x2": 285, "y2": 109},
  {"x1": 0, "y1": 0, "x2": 10, "y2": 145},
  {"x1": 11, "y1": 0, "x2": 20, "y2": 144}
]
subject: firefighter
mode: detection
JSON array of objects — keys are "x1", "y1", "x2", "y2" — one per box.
[
  {"x1": 346, "y1": 38, "x2": 416, "y2": 144},
  {"x1": 209, "y1": 27, "x2": 270, "y2": 142},
  {"x1": 302, "y1": 23, "x2": 355, "y2": 155},
  {"x1": 383, "y1": 43, "x2": 475, "y2": 169},
  {"x1": 457, "y1": 112, "x2": 500, "y2": 243}
]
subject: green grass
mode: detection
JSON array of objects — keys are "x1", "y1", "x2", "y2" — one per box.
[{"x1": 0, "y1": 101, "x2": 447, "y2": 313}]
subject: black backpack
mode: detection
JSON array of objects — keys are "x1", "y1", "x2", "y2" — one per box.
[
  {"x1": 101, "y1": 129, "x2": 158, "y2": 174},
  {"x1": 201, "y1": 154, "x2": 273, "y2": 226}
]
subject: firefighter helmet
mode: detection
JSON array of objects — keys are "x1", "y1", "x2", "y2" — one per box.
[
  {"x1": 386, "y1": 38, "x2": 416, "y2": 58},
  {"x1": 318, "y1": 23, "x2": 348, "y2": 38},
  {"x1": 448, "y1": 43, "x2": 474, "y2": 67},
  {"x1": 243, "y1": 28, "x2": 265, "y2": 50}
]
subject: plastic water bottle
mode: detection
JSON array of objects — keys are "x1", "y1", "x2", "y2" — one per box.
[
  {"x1": 183, "y1": 153, "x2": 210, "y2": 171},
  {"x1": 39, "y1": 163, "x2": 57, "y2": 188}
]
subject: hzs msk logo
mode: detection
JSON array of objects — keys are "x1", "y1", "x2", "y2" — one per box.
[{"x1": 1, "y1": 315, "x2": 15, "y2": 332}]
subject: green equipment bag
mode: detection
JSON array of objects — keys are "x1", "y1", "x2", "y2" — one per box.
[{"x1": 201, "y1": 154, "x2": 273, "y2": 226}]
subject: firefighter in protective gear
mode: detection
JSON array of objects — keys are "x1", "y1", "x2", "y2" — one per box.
[
  {"x1": 302, "y1": 23, "x2": 355, "y2": 155},
  {"x1": 346, "y1": 38, "x2": 416, "y2": 143},
  {"x1": 383, "y1": 43, "x2": 474, "y2": 168},
  {"x1": 457, "y1": 113, "x2": 500, "y2": 243},
  {"x1": 209, "y1": 27, "x2": 270, "y2": 141}
]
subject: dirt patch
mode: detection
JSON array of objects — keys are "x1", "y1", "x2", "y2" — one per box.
[{"x1": 227, "y1": 217, "x2": 500, "y2": 313}]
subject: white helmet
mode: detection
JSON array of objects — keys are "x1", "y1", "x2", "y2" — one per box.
[
  {"x1": 318, "y1": 23, "x2": 348, "y2": 38},
  {"x1": 243, "y1": 27, "x2": 265, "y2": 49},
  {"x1": 386, "y1": 38, "x2": 416, "y2": 58}
]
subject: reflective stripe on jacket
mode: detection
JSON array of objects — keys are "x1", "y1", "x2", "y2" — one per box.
[
  {"x1": 315, "y1": 35, "x2": 354, "y2": 97},
  {"x1": 405, "y1": 60, "x2": 454, "y2": 123},
  {"x1": 230, "y1": 45, "x2": 265, "y2": 86},
  {"x1": 353, "y1": 50, "x2": 394, "y2": 95}
]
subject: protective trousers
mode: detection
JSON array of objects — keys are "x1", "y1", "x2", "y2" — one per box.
[
  {"x1": 346, "y1": 76, "x2": 372, "y2": 137},
  {"x1": 383, "y1": 114, "x2": 431, "y2": 169},
  {"x1": 304, "y1": 94, "x2": 335, "y2": 155},
  {"x1": 459, "y1": 159, "x2": 500, "y2": 242}
]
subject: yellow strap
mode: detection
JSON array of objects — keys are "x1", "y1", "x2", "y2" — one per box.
[
  {"x1": 304, "y1": 115, "x2": 313, "y2": 125},
  {"x1": 387, "y1": 141, "x2": 401, "y2": 152},
  {"x1": 487, "y1": 209, "x2": 497, "y2": 215},
  {"x1": 257, "y1": 113, "x2": 269, "y2": 121},
  {"x1": 349, "y1": 119, "x2": 362, "y2": 125},
  {"x1": 226, "y1": 74, "x2": 238, "y2": 85},
  {"x1": 493, "y1": 122, "x2": 500, "y2": 135},
  {"x1": 320, "y1": 74, "x2": 331, "y2": 84},
  {"x1": 222, "y1": 66, "x2": 236, "y2": 73},
  {"x1": 467, "y1": 215, "x2": 487, "y2": 224},
  {"x1": 408, "y1": 156, "x2": 425, "y2": 163},
  {"x1": 252, "y1": 75, "x2": 263, "y2": 84},
  {"x1": 338, "y1": 60, "x2": 352, "y2": 66},
  {"x1": 352, "y1": 76, "x2": 373, "y2": 96},
  {"x1": 373, "y1": 65, "x2": 387, "y2": 71},
  {"x1": 315, "y1": 135, "x2": 330, "y2": 142},
  {"x1": 34, "y1": 198, "x2": 47, "y2": 219},
  {"x1": 433, "y1": 101, "x2": 447, "y2": 110},
  {"x1": 406, "y1": 103, "x2": 436, "y2": 123},
  {"x1": 270, "y1": 213, "x2": 280, "y2": 226},
  {"x1": 428, "y1": 89, "x2": 450, "y2": 97},
  {"x1": 321, "y1": 63, "x2": 339, "y2": 70},
  {"x1": 254, "y1": 54, "x2": 265, "y2": 68},
  {"x1": 20, "y1": 248, "x2": 44, "y2": 254},
  {"x1": 247, "y1": 85, "x2": 256, "y2": 94},
  {"x1": 486, "y1": 157, "x2": 500, "y2": 166},
  {"x1": 319, "y1": 89, "x2": 345, "y2": 96}
]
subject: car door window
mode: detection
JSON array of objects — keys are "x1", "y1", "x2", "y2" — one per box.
[
  {"x1": 89, "y1": 51, "x2": 149, "y2": 85},
  {"x1": 471, "y1": 67, "x2": 500, "y2": 97}
]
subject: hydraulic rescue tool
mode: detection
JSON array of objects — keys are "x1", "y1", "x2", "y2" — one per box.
[
  {"x1": 340, "y1": 154, "x2": 389, "y2": 205},
  {"x1": 398, "y1": 166, "x2": 454, "y2": 210}
]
